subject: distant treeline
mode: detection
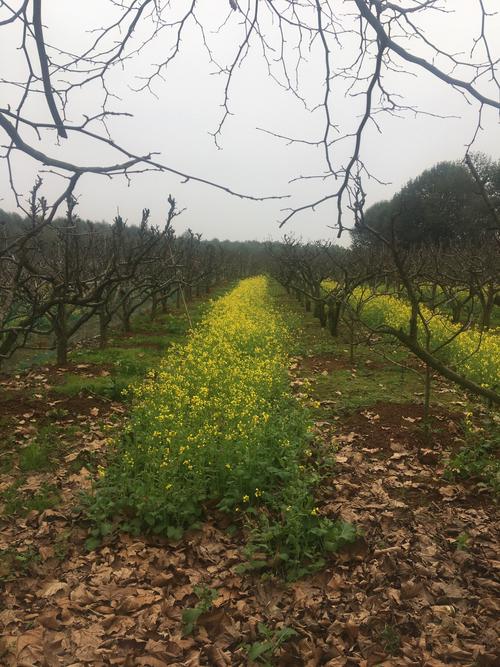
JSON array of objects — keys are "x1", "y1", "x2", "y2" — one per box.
[{"x1": 352, "y1": 154, "x2": 500, "y2": 248}]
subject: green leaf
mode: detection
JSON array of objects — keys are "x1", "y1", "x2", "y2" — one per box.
[
  {"x1": 248, "y1": 559, "x2": 269, "y2": 570},
  {"x1": 257, "y1": 622, "x2": 271, "y2": 637},
  {"x1": 248, "y1": 640, "x2": 273, "y2": 660},
  {"x1": 166, "y1": 525, "x2": 183, "y2": 540},
  {"x1": 338, "y1": 522, "x2": 357, "y2": 543},
  {"x1": 99, "y1": 522, "x2": 113, "y2": 536},
  {"x1": 182, "y1": 607, "x2": 203, "y2": 635},
  {"x1": 277, "y1": 627, "x2": 297, "y2": 642},
  {"x1": 84, "y1": 536, "x2": 101, "y2": 551}
]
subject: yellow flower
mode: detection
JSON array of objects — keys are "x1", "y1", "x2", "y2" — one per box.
[{"x1": 108, "y1": 275, "x2": 313, "y2": 529}]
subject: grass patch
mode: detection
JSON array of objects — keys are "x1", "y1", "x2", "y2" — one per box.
[
  {"x1": 380, "y1": 624, "x2": 401, "y2": 656},
  {"x1": 56, "y1": 347, "x2": 164, "y2": 399},
  {"x1": 0, "y1": 438, "x2": 15, "y2": 474},
  {"x1": 113, "y1": 333, "x2": 171, "y2": 347},
  {"x1": 74, "y1": 346, "x2": 162, "y2": 367},
  {"x1": 0, "y1": 454, "x2": 14, "y2": 475},
  {"x1": 19, "y1": 441, "x2": 52, "y2": 472},
  {"x1": 17, "y1": 425, "x2": 65, "y2": 473},
  {"x1": 61, "y1": 294, "x2": 231, "y2": 400},
  {"x1": 311, "y1": 365, "x2": 424, "y2": 413},
  {"x1": 1, "y1": 482, "x2": 61, "y2": 518},
  {"x1": 0, "y1": 546, "x2": 39, "y2": 580},
  {"x1": 444, "y1": 415, "x2": 500, "y2": 496},
  {"x1": 280, "y1": 291, "x2": 468, "y2": 416},
  {"x1": 52, "y1": 373, "x2": 128, "y2": 400}
]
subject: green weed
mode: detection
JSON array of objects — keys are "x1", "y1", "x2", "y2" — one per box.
[
  {"x1": 454, "y1": 532, "x2": 470, "y2": 551},
  {"x1": 182, "y1": 585, "x2": 219, "y2": 635},
  {"x1": 244, "y1": 623, "x2": 297, "y2": 666},
  {"x1": 444, "y1": 417, "x2": 499, "y2": 496},
  {"x1": 18, "y1": 425, "x2": 62, "y2": 472},
  {"x1": 242, "y1": 495, "x2": 357, "y2": 580},
  {"x1": 380, "y1": 624, "x2": 401, "y2": 655},
  {"x1": 54, "y1": 529, "x2": 73, "y2": 561},
  {"x1": 1, "y1": 482, "x2": 60, "y2": 517},
  {"x1": 0, "y1": 546, "x2": 39, "y2": 580},
  {"x1": 67, "y1": 449, "x2": 99, "y2": 474}
]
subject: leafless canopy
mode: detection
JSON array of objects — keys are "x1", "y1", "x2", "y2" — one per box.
[{"x1": 1, "y1": 0, "x2": 499, "y2": 230}]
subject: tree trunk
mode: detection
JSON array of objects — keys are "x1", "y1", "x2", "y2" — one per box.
[
  {"x1": 349, "y1": 316, "x2": 356, "y2": 365},
  {"x1": 151, "y1": 293, "x2": 159, "y2": 319},
  {"x1": 56, "y1": 335, "x2": 68, "y2": 365},
  {"x1": 451, "y1": 301, "x2": 462, "y2": 324},
  {"x1": 430, "y1": 283, "x2": 437, "y2": 310},
  {"x1": 480, "y1": 288, "x2": 494, "y2": 331},
  {"x1": 314, "y1": 301, "x2": 326, "y2": 328},
  {"x1": 122, "y1": 307, "x2": 132, "y2": 333},
  {"x1": 327, "y1": 301, "x2": 342, "y2": 337},
  {"x1": 54, "y1": 303, "x2": 69, "y2": 365},
  {"x1": 0, "y1": 330, "x2": 18, "y2": 364},
  {"x1": 382, "y1": 325, "x2": 500, "y2": 405},
  {"x1": 98, "y1": 306, "x2": 110, "y2": 349}
]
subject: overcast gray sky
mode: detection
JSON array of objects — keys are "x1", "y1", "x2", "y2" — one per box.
[{"x1": 1, "y1": 0, "x2": 499, "y2": 243}]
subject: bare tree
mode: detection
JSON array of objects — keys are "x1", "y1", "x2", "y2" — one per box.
[
  {"x1": 354, "y1": 212, "x2": 500, "y2": 406},
  {"x1": 1, "y1": 1, "x2": 498, "y2": 230},
  {"x1": 0, "y1": 190, "x2": 180, "y2": 365}
]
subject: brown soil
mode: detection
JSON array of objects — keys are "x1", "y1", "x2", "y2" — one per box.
[
  {"x1": 109, "y1": 341, "x2": 164, "y2": 349},
  {"x1": 40, "y1": 363, "x2": 114, "y2": 383},
  {"x1": 340, "y1": 401, "x2": 461, "y2": 453},
  {"x1": 300, "y1": 354, "x2": 388, "y2": 374},
  {"x1": 0, "y1": 367, "x2": 116, "y2": 436},
  {"x1": 113, "y1": 330, "x2": 165, "y2": 339},
  {"x1": 300, "y1": 353, "x2": 355, "y2": 372},
  {"x1": 330, "y1": 400, "x2": 495, "y2": 511},
  {"x1": 0, "y1": 393, "x2": 116, "y2": 434}
]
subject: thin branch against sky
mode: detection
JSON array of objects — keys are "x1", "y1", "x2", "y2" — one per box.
[{"x1": 0, "y1": 0, "x2": 499, "y2": 241}]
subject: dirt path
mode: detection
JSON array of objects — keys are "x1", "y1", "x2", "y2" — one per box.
[
  {"x1": 311, "y1": 402, "x2": 499, "y2": 666},
  {"x1": 0, "y1": 320, "x2": 499, "y2": 665}
]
